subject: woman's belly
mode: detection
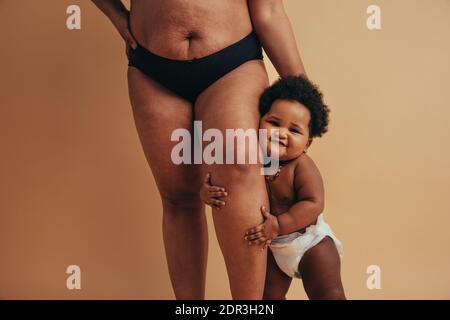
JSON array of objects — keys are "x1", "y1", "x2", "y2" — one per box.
[{"x1": 129, "y1": 0, "x2": 253, "y2": 60}]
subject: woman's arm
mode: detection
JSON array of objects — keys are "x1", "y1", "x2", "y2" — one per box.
[
  {"x1": 91, "y1": 0, "x2": 137, "y2": 50},
  {"x1": 248, "y1": 0, "x2": 306, "y2": 77}
]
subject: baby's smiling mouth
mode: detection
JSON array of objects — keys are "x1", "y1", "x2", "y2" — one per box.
[{"x1": 270, "y1": 136, "x2": 288, "y2": 147}]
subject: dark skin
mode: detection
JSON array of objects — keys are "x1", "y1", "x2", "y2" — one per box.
[
  {"x1": 92, "y1": 0, "x2": 307, "y2": 299},
  {"x1": 201, "y1": 99, "x2": 346, "y2": 300}
]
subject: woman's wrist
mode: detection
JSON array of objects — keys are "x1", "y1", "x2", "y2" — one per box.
[{"x1": 92, "y1": 0, "x2": 128, "y2": 25}]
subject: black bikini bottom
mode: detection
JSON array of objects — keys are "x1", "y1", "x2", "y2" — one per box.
[{"x1": 128, "y1": 32, "x2": 263, "y2": 104}]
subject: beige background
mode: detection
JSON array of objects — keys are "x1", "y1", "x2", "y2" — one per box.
[{"x1": 1, "y1": 0, "x2": 449, "y2": 299}]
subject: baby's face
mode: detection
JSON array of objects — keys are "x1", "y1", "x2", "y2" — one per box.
[{"x1": 259, "y1": 99, "x2": 312, "y2": 161}]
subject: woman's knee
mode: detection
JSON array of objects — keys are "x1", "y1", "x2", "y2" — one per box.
[
  {"x1": 160, "y1": 187, "x2": 203, "y2": 213},
  {"x1": 216, "y1": 162, "x2": 262, "y2": 183}
]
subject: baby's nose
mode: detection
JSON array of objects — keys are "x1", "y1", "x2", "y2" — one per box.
[{"x1": 278, "y1": 129, "x2": 288, "y2": 138}]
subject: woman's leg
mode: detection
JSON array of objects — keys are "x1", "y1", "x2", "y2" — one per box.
[
  {"x1": 263, "y1": 250, "x2": 293, "y2": 300},
  {"x1": 128, "y1": 67, "x2": 208, "y2": 299},
  {"x1": 195, "y1": 60, "x2": 270, "y2": 299}
]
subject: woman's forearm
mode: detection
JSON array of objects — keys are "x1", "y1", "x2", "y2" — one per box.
[
  {"x1": 91, "y1": 0, "x2": 128, "y2": 25},
  {"x1": 91, "y1": 0, "x2": 137, "y2": 48},
  {"x1": 250, "y1": 1, "x2": 306, "y2": 77}
]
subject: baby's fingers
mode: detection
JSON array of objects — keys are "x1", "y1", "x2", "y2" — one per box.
[
  {"x1": 247, "y1": 237, "x2": 267, "y2": 246},
  {"x1": 210, "y1": 199, "x2": 226, "y2": 208},
  {"x1": 208, "y1": 186, "x2": 226, "y2": 192},
  {"x1": 245, "y1": 224, "x2": 264, "y2": 236},
  {"x1": 244, "y1": 232, "x2": 263, "y2": 241},
  {"x1": 209, "y1": 190, "x2": 228, "y2": 198}
]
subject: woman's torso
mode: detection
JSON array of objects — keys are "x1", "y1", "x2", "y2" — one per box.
[{"x1": 129, "y1": 0, "x2": 253, "y2": 60}]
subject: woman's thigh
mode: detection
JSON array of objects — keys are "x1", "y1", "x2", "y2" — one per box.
[
  {"x1": 194, "y1": 58, "x2": 269, "y2": 226},
  {"x1": 128, "y1": 67, "x2": 202, "y2": 201},
  {"x1": 194, "y1": 59, "x2": 270, "y2": 298},
  {"x1": 195, "y1": 59, "x2": 268, "y2": 140}
]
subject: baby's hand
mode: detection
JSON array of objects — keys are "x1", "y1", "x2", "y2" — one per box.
[
  {"x1": 245, "y1": 206, "x2": 280, "y2": 249},
  {"x1": 200, "y1": 173, "x2": 228, "y2": 210}
]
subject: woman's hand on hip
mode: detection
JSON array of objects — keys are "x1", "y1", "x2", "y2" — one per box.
[{"x1": 110, "y1": 10, "x2": 137, "y2": 58}]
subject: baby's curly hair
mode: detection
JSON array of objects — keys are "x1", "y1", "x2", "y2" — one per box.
[{"x1": 259, "y1": 75, "x2": 330, "y2": 138}]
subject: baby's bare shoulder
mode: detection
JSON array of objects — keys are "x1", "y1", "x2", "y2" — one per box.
[
  {"x1": 294, "y1": 153, "x2": 319, "y2": 172},
  {"x1": 293, "y1": 154, "x2": 323, "y2": 189}
]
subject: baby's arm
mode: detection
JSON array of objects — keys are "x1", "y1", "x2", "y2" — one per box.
[
  {"x1": 277, "y1": 156, "x2": 325, "y2": 235},
  {"x1": 199, "y1": 173, "x2": 228, "y2": 210},
  {"x1": 244, "y1": 157, "x2": 324, "y2": 247}
]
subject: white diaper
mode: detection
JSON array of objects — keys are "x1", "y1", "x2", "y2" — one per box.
[{"x1": 269, "y1": 213, "x2": 344, "y2": 278}]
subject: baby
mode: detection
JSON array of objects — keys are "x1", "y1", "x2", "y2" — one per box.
[{"x1": 200, "y1": 76, "x2": 345, "y2": 300}]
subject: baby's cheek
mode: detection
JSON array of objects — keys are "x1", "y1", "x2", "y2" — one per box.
[
  {"x1": 296, "y1": 137, "x2": 308, "y2": 149},
  {"x1": 286, "y1": 142, "x2": 303, "y2": 157}
]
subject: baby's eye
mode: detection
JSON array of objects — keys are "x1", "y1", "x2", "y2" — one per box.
[
  {"x1": 268, "y1": 120, "x2": 279, "y2": 126},
  {"x1": 290, "y1": 128, "x2": 301, "y2": 134}
]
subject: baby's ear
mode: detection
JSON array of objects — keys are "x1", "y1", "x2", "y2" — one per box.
[{"x1": 306, "y1": 138, "x2": 313, "y2": 150}]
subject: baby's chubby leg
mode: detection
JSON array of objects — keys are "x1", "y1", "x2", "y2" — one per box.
[{"x1": 299, "y1": 236, "x2": 346, "y2": 300}]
